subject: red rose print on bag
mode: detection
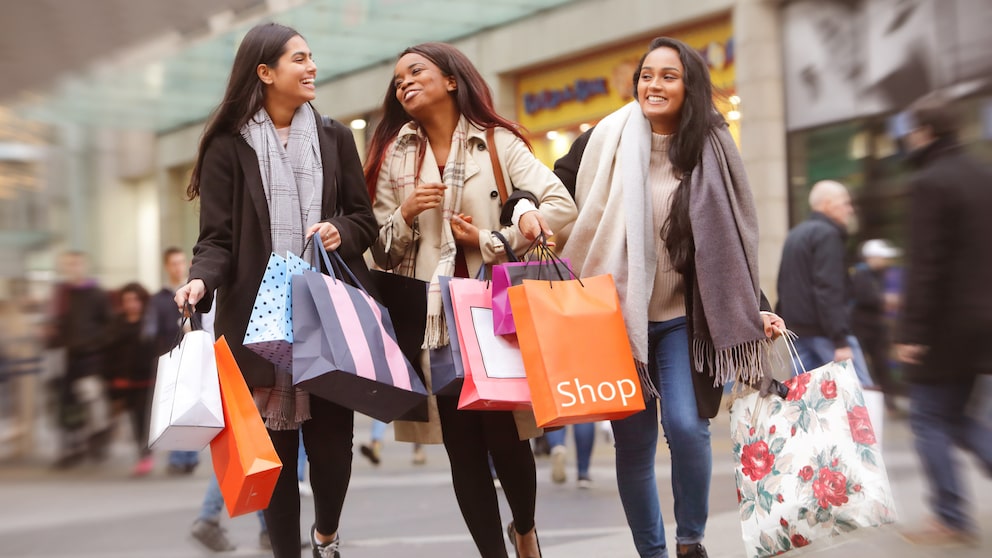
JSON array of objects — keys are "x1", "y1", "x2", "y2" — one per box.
[
  {"x1": 791, "y1": 534, "x2": 811, "y2": 548},
  {"x1": 798, "y1": 465, "x2": 815, "y2": 482},
  {"x1": 847, "y1": 406, "x2": 876, "y2": 445},
  {"x1": 820, "y1": 380, "x2": 837, "y2": 399},
  {"x1": 812, "y1": 467, "x2": 849, "y2": 509},
  {"x1": 786, "y1": 373, "x2": 811, "y2": 401},
  {"x1": 741, "y1": 440, "x2": 776, "y2": 481}
]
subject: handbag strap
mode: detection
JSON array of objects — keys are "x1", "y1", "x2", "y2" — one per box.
[{"x1": 486, "y1": 127, "x2": 509, "y2": 203}]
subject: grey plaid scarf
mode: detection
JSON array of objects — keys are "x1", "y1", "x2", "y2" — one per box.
[
  {"x1": 241, "y1": 104, "x2": 323, "y2": 430},
  {"x1": 390, "y1": 117, "x2": 470, "y2": 349}
]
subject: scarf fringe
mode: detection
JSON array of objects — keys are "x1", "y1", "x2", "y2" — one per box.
[
  {"x1": 692, "y1": 337, "x2": 775, "y2": 387},
  {"x1": 635, "y1": 359, "x2": 660, "y2": 400},
  {"x1": 423, "y1": 313, "x2": 450, "y2": 350}
]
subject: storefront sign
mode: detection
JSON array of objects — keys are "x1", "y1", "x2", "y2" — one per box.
[{"x1": 515, "y1": 14, "x2": 735, "y2": 132}]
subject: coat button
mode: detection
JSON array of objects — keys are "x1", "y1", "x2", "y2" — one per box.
[
  {"x1": 490, "y1": 190, "x2": 499, "y2": 198},
  {"x1": 477, "y1": 143, "x2": 486, "y2": 151}
]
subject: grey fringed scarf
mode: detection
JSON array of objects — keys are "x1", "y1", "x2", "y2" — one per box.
[{"x1": 562, "y1": 102, "x2": 769, "y2": 392}]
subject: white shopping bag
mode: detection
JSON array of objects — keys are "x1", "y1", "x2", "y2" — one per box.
[{"x1": 148, "y1": 330, "x2": 224, "y2": 450}]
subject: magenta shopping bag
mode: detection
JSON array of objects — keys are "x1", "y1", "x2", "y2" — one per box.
[{"x1": 491, "y1": 240, "x2": 571, "y2": 335}]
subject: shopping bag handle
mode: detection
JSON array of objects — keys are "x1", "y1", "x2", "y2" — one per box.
[
  {"x1": 533, "y1": 233, "x2": 582, "y2": 287},
  {"x1": 167, "y1": 302, "x2": 201, "y2": 353},
  {"x1": 311, "y1": 238, "x2": 374, "y2": 297}
]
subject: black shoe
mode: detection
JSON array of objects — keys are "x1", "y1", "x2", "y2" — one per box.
[
  {"x1": 310, "y1": 524, "x2": 341, "y2": 558},
  {"x1": 676, "y1": 543, "x2": 708, "y2": 558}
]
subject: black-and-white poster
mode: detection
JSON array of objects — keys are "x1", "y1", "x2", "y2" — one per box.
[{"x1": 783, "y1": 0, "x2": 992, "y2": 130}]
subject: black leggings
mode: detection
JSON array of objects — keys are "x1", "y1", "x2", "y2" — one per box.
[
  {"x1": 263, "y1": 395, "x2": 354, "y2": 558},
  {"x1": 437, "y1": 395, "x2": 537, "y2": 558}
]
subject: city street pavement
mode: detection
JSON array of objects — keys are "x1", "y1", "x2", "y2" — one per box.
[{"x1": 0, "y1": 401, "x2": 989, "y2": 558}]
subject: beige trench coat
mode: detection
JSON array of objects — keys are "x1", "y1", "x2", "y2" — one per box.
[{"x1": 371, "y1": 122, "x2": 578, "y2": 444}]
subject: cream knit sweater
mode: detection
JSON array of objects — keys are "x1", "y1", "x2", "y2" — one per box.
[{"x1": 648, "y1": 133, "x2": 687, "y2": 321}]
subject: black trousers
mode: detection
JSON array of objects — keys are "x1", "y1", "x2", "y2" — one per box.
[
  {"x1": 263, "y1": 394, "x2": 354, "y2": 558},
  {"x1": 437, "y1": 396, "x2": 537, "y2": 558}
]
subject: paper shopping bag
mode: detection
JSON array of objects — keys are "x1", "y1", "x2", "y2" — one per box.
[
  {"x1": 210, "y1": 336, "x2": 282, "y2": 518},
  {"x1": 508, "y1": 275, "x2": 644, "y2": 427},
  {"x1": 243, "y1": 252, "x2": 312, "y2": 371},
  {"x1": 431, "y1": 275, "x2": 465, "y2": 397},
  {"x1": 148, "y1": 330, "x2": 224, "y2": 450},
  {"x1": 449, "y1": 277, "x2": 532, "y2": 411},
  {"x1": 491, "y1": 258, "x2": 571, "y2": 335},
  {"x1": 292, "y1": 246, "x2": 428, "y2": 423},
  {"x1": 729, "y1": 360, "x2": 897, "y2": 558}
]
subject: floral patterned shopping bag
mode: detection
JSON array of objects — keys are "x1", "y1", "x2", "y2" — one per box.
[{"x1": 730, "y1": 359, "x2": 897, "y2": 558}]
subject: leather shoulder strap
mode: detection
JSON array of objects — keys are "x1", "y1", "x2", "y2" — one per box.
[{"x1": 486, "y1": 127, "x2": 509, "y2": 203}]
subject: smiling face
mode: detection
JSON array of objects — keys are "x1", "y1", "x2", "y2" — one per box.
[
  {"x1": 258, "y1": 35, "x2": 316, "y2": 111},
  {"x1": 636, "y1": 46, "x2": 686, "y2": 134},
  {"x1": 393, "y1": 52, "x2": 457, "y2": 119}
]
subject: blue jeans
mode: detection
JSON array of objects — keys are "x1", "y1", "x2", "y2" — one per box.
[
  {"x1": 198, "y1": 471, "x2": 266, "y2": 528},
  {"x1": 908, "y1": 379, "x2": 992, "y2": 533},
  {"x1": 791, "y1": 335, "x2": 874, "y2": 387},
  {"x1": 370, "y1": 419, "x2": 387, "y2": 442},
  {"x1": 611, "y1": 317, "x2": 711, "y2": 558},
  {"x1": 169, "y1": 450, "x2": 199, "y2": 468},
  {"x1": 297, "y1": 430, "x2": 307, "y2": 482},
  {"x1": 545, "y1": 422, "x2": 596, "y2": 477}
]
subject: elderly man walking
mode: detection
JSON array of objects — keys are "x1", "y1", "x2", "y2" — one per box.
[{"x1": 776, "y1": 180, "x2": 872, "y2": 385}]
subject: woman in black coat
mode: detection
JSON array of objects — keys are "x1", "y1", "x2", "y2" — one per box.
[{"x1": 174, "y1": 23, "x2": 377, "y2": 558}]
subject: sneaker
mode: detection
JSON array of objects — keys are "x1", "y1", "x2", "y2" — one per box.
[
  {"x1": 412, "y1": 443, "x2": 427, "y2": 465},
  {"x1": 259, "y1": 530, "x2": 272, "y2": 550},
  {"x1": 676, "y1": 543, "x2": 708, "y2": 558},
  {"x1": 299, "y1": 479, "x2": 313, "y2": 497},
  {"x1": 359, "y1": 441, "x2": 381, "y2": 465},
  {"x1": 576, "y1": 475, "x2": 592, "y2": 489},
  {"x1": 132, "y1": 455, "x2": 154, "y2": 477},
  {"x1": 310, "y1": 524, "x2": 341, "y2": 558},
  {"x1": 191, "y1": 518, "x2": 236, "y2": 552},
  {"x1": 900, "y1": 517, "x2": 979, "y2": 547},
  {"x1": 550, "y1": 446, "x2": 566, "y2": 484}
]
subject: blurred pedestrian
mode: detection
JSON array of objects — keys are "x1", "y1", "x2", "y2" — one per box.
[
  {"x1": 358, "y1": 420, "x2": 426, "y2": 466},
  {"x1": 545, "y1": 423, "x2": 595, "y2": 488},
  {"x1": 146, "y1": 247, "x2": 202, "y2": 475},
  {"x1": 776, "y1": 180, "x2": 873, "y2": 385},
  {"x1": 46, "y1": 251, "x2": 113, "y2": 468},
  {"x1": 106, "y1": 282, "x2": 156, "y2": 476},
  {"x1": 850, "y1": 239, "x2": 902, "y2": 410},
  {"x1": 366, "y1": 42, "x2": 577, "y2": 558},
  {"x1": 894, "y1": 91, "x2": 992, "y2": 546},
  {"x1": 555, "y1": 37, "x2": 783, "y2": 558},
  {"x1": 174, "y1": 22, "x2": 378, "y2": 558}
]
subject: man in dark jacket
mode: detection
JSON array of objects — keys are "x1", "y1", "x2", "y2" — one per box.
[
  {"x1": 895, "y1": 93, "x2": 992, "y2": 546},
  {"x1": 776, "y1": 180, "x2": 872, "y2": 385},
  {"x1": 47, "y1": 251, "x2": 112, "y2": 467},
  {"x1": 850, "y1": 239, "x2": 902, "y2": 410}
]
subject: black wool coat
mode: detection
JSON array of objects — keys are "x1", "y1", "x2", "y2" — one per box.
[
  {"x1": 189, "y1": 114, "x2": 378, "y2": 388},
  {"x1": 898, "y1": 138, "x2": 992, "y2": 383}
]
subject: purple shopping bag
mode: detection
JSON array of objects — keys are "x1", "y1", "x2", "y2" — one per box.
[{"x1": 491, "y1": 258, "x2": 571, "y2": 335}]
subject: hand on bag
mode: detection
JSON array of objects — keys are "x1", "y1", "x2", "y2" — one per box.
[
  {"x1": 400, "y1": 182, "x2": 447, "y2": 225},
  {"x1": 451, "y1": 213, "x2": 480, "y2": 247},
  {"x1": 833, "y1": 346, "x2": 853, "y2": 363},
  {"x1": 174, "y1": 279, "x2": 206, "y2": 311},
  {"x1": 307, "y1": 222, "x2": 341, "y2": 251},
  {"x1": 896, "y1": 343, "x2": 927, "y2": 365},
  {"x1": 517, "y1": 210, "x2": 553, "y2": 242},
  {"x1": 760, "y1": 311, "x2": 785, "y2": 339}
]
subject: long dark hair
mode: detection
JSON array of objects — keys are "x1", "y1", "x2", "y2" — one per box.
[
  {"x1": 187, "y1": 23, "x2": 303, "y2": 199},
  {"x1": 364, "y1": 42, "x2": 530, "y2": 200},
  {"x1": 633, "y1": 37, "x2": 724, "y2": 273}
]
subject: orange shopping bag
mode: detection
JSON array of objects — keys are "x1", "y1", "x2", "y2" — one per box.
[
  {"x1": 210, "y1": 336, "x2": 282, "y2": 517},
  {"x1": 508, "y1": 274, "x2": 645, "y2": 427}
]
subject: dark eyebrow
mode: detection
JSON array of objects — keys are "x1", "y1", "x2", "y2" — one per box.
[
  {"x1": 641, "y1": 65, "x2": 681, "y2": 73},
  {"x1": 290, "y1": 50, "x2": 311, "y2": 58},
  {"x1": 393, "y1": 62, "x2": 426, "y2": 81}
]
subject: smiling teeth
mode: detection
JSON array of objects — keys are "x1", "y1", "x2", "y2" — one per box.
[
  {"x1": 648, "y1": 95, "x2": 666, "y2": 102},
  {"x1": 302, "y1": 79, "x2": 314, "y2": 84}
]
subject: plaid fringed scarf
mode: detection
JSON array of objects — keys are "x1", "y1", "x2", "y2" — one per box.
[{"x1": 388, "y1": 117, "x2": 471, "y2": 349}]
